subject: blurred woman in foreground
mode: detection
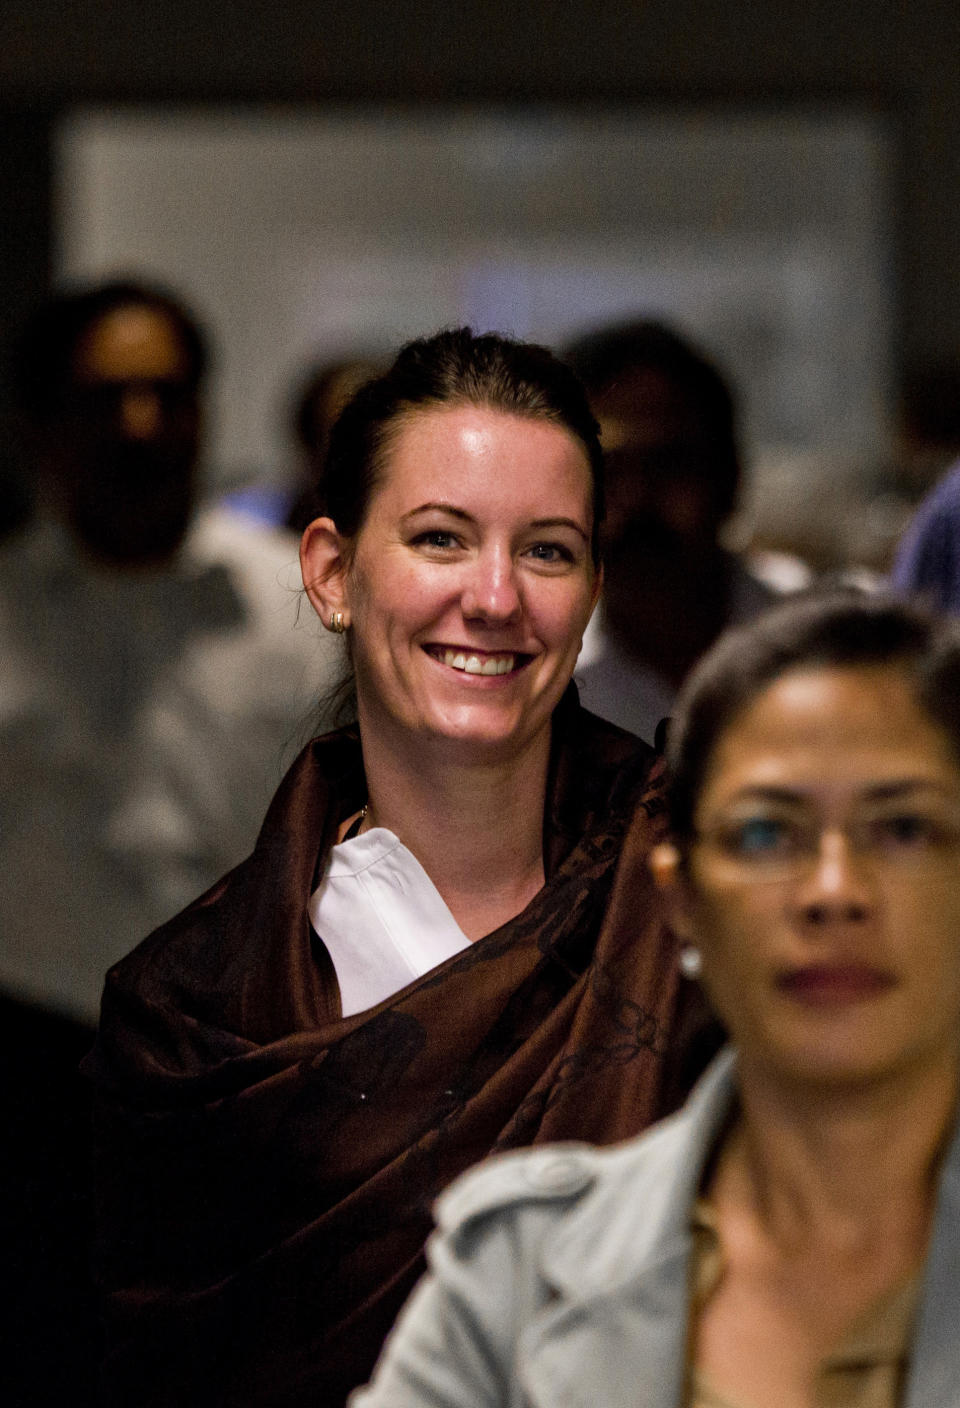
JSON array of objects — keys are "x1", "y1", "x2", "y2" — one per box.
[
  {"x1": 88, "y1": 329, "x2": 715, "y2": 1407},
  {"x1": 355, "y1": 591, "x2": 960, "y2": 1408}
]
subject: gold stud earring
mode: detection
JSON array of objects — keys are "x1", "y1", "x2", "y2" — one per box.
[{"x1": 329, "y1": 611, "x2": 346, "y2": 634}]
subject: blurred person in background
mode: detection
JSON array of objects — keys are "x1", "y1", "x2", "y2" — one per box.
[
  {"x1": 222, "y1": 356, "x2": 383, "y2": 532},
  {"x1": 0, "y1": 448, "x2": 35, "y2": 541},
  {"x1": 567, "y1": 319, "x2": 805, "y2": 745},
  {"x1": 0, "y1": 278, "x2": 343, "y2": 1027},
  {"x1": 889, "y1": 362, "x2": 960, "y2": 613},
  {"x1": 0, "y1": 278, "x2": 342, "y2": 1404},
  {"x1": 356, "y1": 591, "x2": 960, "y2": 1408},
  {"x1": 87, "y1": 328, "x2": 720, "y2": 1408},
  {"x1": 0, "y1": 279, "x2": 343, "y2": 1403},
  {"x1": 283, "y1": 355, "x2": 384, "y2": 532}
]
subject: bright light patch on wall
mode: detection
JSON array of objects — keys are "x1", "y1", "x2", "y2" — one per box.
[{"x1": 56, "y1": 107, "x2": 891, "y2": 495}]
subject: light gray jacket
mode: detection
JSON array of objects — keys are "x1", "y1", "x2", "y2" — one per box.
[{"x1": 351, "y1": 1050, "x2": 960, "y2": 1408}]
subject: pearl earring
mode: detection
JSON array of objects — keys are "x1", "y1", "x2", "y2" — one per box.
[{"x1": 678, "y1": 945, "x2": 702, "y2": 979}]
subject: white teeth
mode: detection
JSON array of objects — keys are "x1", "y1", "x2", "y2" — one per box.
[{"x1": 440, "y1": 649, "x2": 515, "y2": 675}]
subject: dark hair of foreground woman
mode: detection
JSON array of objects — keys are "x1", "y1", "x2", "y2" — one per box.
[
  {"x1": 354, "y1": 589, "x2": 960, "y2": 1408},
  {"x1": 667, "y1": 586, "x2": 960, "y2": 842},
  {"x1": 85, "y1": 327, "x2": 720, "y2": 1408}
]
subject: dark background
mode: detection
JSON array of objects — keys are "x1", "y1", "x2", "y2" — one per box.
[{"x1": 1, "y1": 0, "x2": 957, "y2": 401}]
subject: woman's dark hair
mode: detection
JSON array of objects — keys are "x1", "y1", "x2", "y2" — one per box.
[
  {"x1": 322, "y1": 326, "x2": 605, "y2": 565},
  {"x1": 666, "y1": 589, "x2": 960, "y2": 846}
]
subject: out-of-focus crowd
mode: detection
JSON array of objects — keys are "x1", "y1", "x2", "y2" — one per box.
[{"x1": 4, "y1": 277, "x2": 959, "y2": 1406}]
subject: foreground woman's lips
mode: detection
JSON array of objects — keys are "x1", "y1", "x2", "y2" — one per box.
[
  {"x1": 428, "y1": 646, "x2": 519, "y2": 675},
  {"x1": 775, "y1": 965, "x2": 896, "y2": 1006}
]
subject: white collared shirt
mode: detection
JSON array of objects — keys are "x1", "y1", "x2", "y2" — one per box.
[{"x1": 309, "y1": 827, "x2": 471, "y2": 1017}]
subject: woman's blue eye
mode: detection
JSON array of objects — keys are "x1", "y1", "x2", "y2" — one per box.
[
  {"x1": 731, "y1": 817, "x2": 792, "y2": 856},
  {"x1": 527, "y1": 542, "x2": 573, "y2": 563},
  {"x1": 415, "y1": 530, "x2": 457, "y2": 549}
]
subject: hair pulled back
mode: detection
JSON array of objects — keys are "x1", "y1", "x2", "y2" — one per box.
[
  {"x1": 666, "y1": 589, "x2": 960, "y2": 846},
  {"x1": 322, "y1": 327, "x2": 605, "y2": 564}
]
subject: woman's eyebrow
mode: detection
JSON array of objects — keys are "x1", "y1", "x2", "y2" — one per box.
[
  {"x1": 862, "y1": 779, "x2": 957, "y2": 801},
  {"x1": 529, "y1": 517, "x2": 589, "y2": 540},
  {"x1": 721, "y1": 779, "x2": 955, "y2": 807},
  {"x1": 400, "y1": 505, "x2": 589, "y2": 539},
  {"x1": 402, "y1": 502, "x2": 473, "y2": 523},
  {"x1": 722, "y1": 786, "x2": 805, "y2": 806}
]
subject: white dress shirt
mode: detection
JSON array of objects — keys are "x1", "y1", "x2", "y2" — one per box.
[{"x1": 309, "y1": 827, "x2": 470, "y2": 1017}]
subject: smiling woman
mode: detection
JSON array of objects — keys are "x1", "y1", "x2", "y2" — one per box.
[
  {"x1": 86, "y1": 328, "x2": 719, "y2": 1407},
  {"x1": 300, "y1": 399, "x2": 601, "y2": 940}
]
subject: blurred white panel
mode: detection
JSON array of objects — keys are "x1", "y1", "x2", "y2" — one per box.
[{"x1": 55, "y1": 107, "x2": 891, "y2": 492}]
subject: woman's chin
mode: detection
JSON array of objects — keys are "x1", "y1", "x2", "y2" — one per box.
[
  {"x1": 749, "y1": 1032, "x2": 940, "y2": 1095},
  {"x1": 416, "y1": 701, "x2": 550, "y2": 761}
]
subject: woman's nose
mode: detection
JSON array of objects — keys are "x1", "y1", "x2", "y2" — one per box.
[
  {"x1": 795, "y1": 831, "x2": 871, "y2": 926},
  {"x1": 461, "y1": 548, "x2": 522, "y2": 623}
]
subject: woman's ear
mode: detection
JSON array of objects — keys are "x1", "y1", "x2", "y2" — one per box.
[
  {"x1": 300, "y1": 517, "x2": 351, "y2": 630},
  {"x1": 649, "y1": 841, "x2": 696, "y2": 941}
]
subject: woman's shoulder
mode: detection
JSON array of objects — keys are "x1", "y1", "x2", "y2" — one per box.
[
  {"x1": 561, "y1": 685, "x2": 659, "y2": 765},
  {"x1": 436, "y1": 1142, "x2": 599, "y2": 1242},
  {"x1": 548, "y1": 688, "x2": 663, "y2": 847},
  {"x1": 435, "y1": 1052, "x2": 737, "y2": 1262},
  {"x1": 92, "y1": 727, "x2": 366, "y2": 1068}
]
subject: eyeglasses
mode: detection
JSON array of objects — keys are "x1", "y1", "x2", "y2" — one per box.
[{"x1": 693, "y1": 801, "x2": 960, "y2": 882}]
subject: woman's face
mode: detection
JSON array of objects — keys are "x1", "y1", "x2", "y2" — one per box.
[
  {"x1": 339, "y1": 403, "x2": 599, "y2": 765},
  {"x1": 662, "y1": 664, "x2": 960, "y2": 1091}
]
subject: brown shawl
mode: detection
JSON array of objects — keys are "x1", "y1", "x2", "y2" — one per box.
[{"x1": 87, "y1": 693, "x2": 720, "y2": 1407}]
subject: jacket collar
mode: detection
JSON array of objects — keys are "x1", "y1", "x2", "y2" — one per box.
[
  {"x1": 543, "y1": 1048, "x2": 737, "y2": 1301},
  {"x1": 520, "y1": 1049, "x2": 960, "y2": 1408},
  {"x1": 519, "y1": 1050, "x2": 738, "y2": 1408},
  {"x1": 903, "y1": 1109, "x2": 960, "y2": 1406}
]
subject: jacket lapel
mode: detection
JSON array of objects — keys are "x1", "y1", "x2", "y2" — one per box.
[
  {"x1": 905, "y1": 1114, "x2": 960, "y2": 1407},
  {"x1": 517, "y1": 1052, "x2": 738, "y2": 1408},
  {"x1": 519, "y1": 1246, "x2": 691, "y2": 1408},
  {"x1": 513, "y1": 1048, "x2": 960, "y2": 1408}
]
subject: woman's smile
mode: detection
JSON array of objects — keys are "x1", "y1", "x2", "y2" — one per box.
[
  {"x1": 340, "y1": 403, "x2": 600, "y2": 762},
  {"x1": 423, "y1": 644, "x2": 528, "y2": 677}
]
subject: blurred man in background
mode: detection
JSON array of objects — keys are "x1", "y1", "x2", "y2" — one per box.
[
  {"x1": 283, "y1": 355, "x2": 383, "y2": 532},
  {"x1": 0, "y1": 278, "x2": 343, "y2": 1405},
  {"x1": 222, "y1": 355, "x2": 383, "y2": 533},
  {"x1": 1, "y1": 279, "x2": 343, "y2": 1026},
  {"x1": 567, "y1": 319, "x2": 795, "y2": 744}
]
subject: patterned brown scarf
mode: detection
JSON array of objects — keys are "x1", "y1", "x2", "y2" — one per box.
[{"x1": 87, "y1": 694, "x2": 720, "y2": 1406}]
